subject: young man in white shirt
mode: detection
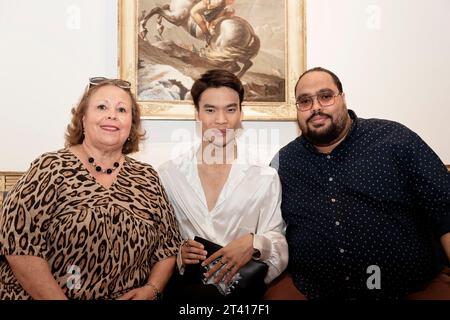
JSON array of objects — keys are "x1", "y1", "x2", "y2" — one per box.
[{"x1": 158, "y1": 69, "x2": 288, "y2": 300}]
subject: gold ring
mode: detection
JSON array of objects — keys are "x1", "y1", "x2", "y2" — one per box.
[{"x1": 182, "y1": 239, "x2": 190, "y2": 247}]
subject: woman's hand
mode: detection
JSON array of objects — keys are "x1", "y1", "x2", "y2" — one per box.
[
  {"x1": 118, "y1": 256, "x2": 176, "y2": 300},
  {"x1": 117, "y1": 286, "x2": 157, "y2": 300},
  {"x1": 202, "y1": 233, "x2": 254, "y2": 284},
  {"x1": 181, "y1": 239, "x2": 208, "y2": 265}
]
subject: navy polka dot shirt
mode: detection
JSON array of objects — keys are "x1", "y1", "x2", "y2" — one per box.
[{"x1": 272, "y1": 110, "x2": 450, "y2": 299}]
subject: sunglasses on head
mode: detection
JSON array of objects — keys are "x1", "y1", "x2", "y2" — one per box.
[{"x1": 88, "y1": 77, "x2": 131, "y2": 90}]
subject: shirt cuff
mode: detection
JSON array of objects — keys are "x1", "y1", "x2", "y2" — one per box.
[{"x1": 252, "y1": 233, "x2": 271, "y2": 261}]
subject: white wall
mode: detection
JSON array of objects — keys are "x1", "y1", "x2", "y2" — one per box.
[
  {"x1": 0, "y1": 0, "x2": 119, "y2": 169},
  {"x1": 307, "y1": 0, "x2": 450, "y2": 164},
  {"x1": 1, "y1": 0, "x2": 449, "y2": 171}
]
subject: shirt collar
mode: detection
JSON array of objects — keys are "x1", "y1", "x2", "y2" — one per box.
[
  {"x1": 173, "y1": 135, "x2": 257, "y2": 212},
  {"x1": 176, "y1": 134, "x2": 255, "y2": 185}
]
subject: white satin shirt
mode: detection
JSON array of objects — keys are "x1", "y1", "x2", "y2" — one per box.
[{"x1": 158, "y1": 142, "x2": 288, "y2": 283}]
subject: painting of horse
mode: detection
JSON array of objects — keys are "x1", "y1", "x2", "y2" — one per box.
[{"x1": 137, "y1": 0, "x2": 286, "y2": 102}]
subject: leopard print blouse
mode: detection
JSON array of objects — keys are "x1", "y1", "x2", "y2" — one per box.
[{"x1": 0, "y1": 149, "x2": 182, "y2": 299}]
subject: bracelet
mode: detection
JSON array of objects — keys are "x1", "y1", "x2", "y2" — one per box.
[
  {"x1": 145, "y1": 281, "x2": 162, "y2": 300},
  {"x1": 182, "y1": 239, "x2": 190, "y2": 247}
]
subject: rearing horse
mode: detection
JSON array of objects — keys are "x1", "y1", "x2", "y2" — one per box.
[{"x1": 139, "y1": 0, "x2": 260, "y2": 78}]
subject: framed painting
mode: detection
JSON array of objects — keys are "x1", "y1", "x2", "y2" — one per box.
[{"x1": 119, "y1": 0, "x2": 306, "y2": 120}]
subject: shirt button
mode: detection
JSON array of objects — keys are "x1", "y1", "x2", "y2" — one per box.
[
  {"x1": 335, "y1": 221, "x2": 340, "y2": 226},
  {"x1": 327, "y1": 155, "x2": 331, "y2": 159},
  {"x1": 331, "y1": 198, "x2": 337, "y2": 203},
  {"x1": 340, "y1": 248, "x2": 345, "y2": 254},
  {"x1": 329, "y1": 177, "x2": 333, "y2": 182}
]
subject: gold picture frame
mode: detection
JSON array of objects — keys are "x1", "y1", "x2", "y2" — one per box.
[{"x1": 119, "y1": 0, "x2": 306, "y2": 120}]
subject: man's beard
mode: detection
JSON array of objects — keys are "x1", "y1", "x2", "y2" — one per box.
[{"x1": 301, "y1": 109, "x2": 348, "y2": 146}]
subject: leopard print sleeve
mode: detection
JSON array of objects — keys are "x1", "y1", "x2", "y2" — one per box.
[
  {"x1": 0, "y1": 152, "x2": 63, "y2": 260},
  {"x1": 150, "y1": 169, "x2": 183, "y2": 265}
]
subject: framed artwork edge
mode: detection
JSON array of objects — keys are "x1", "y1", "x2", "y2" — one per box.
[{"x1": 118, "y1": 0, "x2": 306, "y2": 121}]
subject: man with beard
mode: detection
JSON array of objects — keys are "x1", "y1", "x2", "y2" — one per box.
[{"x1": 271, "y1": 67, "x2": 450, "y2": 299}]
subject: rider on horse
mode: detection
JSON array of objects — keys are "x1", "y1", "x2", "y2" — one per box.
[{"x1": 190, "y1": 0, "x2": 235, "y2": 45}]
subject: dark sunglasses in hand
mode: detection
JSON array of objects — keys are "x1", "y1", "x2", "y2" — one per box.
[{"x1": 89, "y1": 77, "x2": 131, "y2": 90}]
